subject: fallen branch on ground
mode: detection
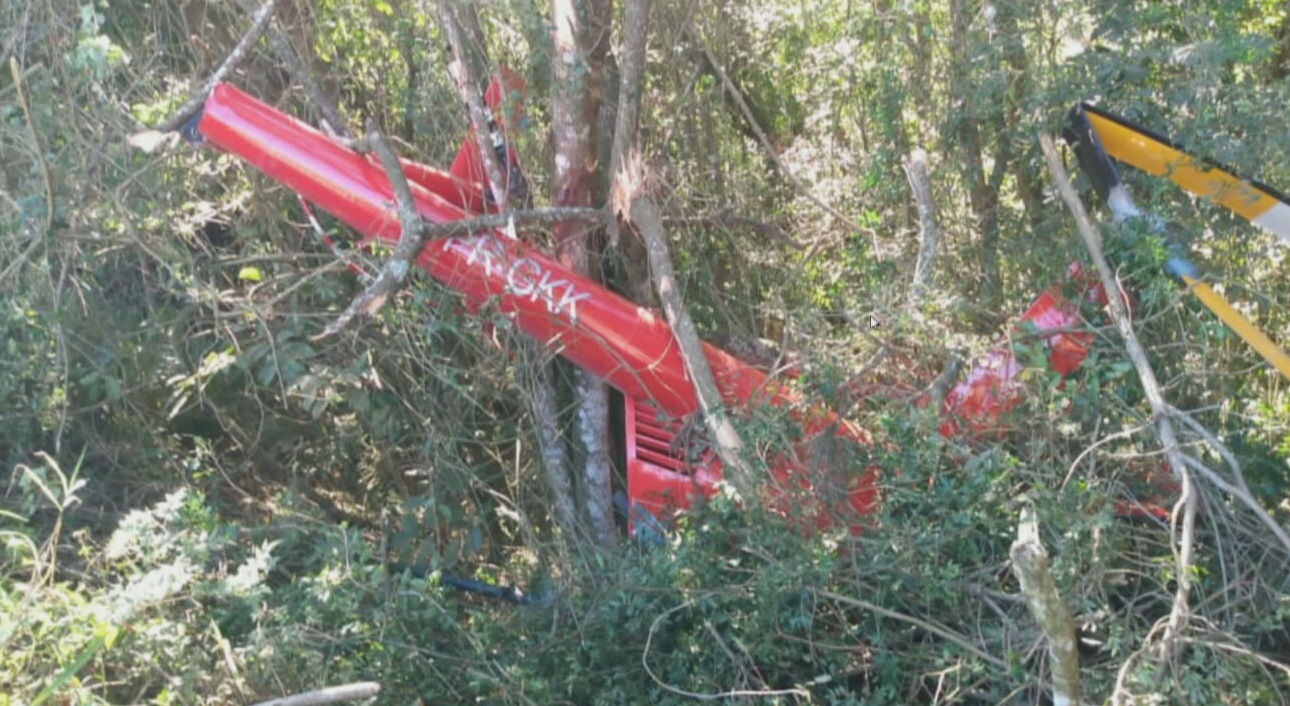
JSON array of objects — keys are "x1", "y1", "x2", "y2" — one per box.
[{"x1": 249, "y1": 681, "x2": 379, "y2": 706}]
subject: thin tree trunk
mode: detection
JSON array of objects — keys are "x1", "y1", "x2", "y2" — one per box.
[
  {"x1": 430, "y1": 0, "x2": 579, "y2": 539},
  {"x1": 949, "y1": 0, "x2": 1002, "y2": 306},
  {"x1": 552, "y1": 0, "x2": 617, "y2": 546},
  {"x1": 524, "y1": 345, "x2": 578, "y2": 537},
  {"x1": 606, "y1": 0, "x2": 654, "y2": 305}
]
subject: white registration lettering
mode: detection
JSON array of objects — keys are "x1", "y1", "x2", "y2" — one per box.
[{"x1": 443, "y1": 236, "x2": 591, "y2": 324}]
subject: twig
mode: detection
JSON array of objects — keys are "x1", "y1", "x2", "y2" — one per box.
[
  {"x1": 261, "y1": 21, "x2": 350, "y2": 138},
  {"x1": 420, "y1": 207, "x2": 604, "y2": 239},
  {"x1": 0, "y1": 60, "x2": 41, "y2": 101},
  {"x1": 1166, "y1": 405, "x2": 1290, "y2": 554},
  {"x1": 156, "y1": 0, "x2": 280, "y2": 132},
  {"x1": 313, "y1": 122, "x2": 425, "y2": 339},
  {"x1": 663, "y1": 212, "x2": 807, "y2": 250},
  {"x1": 1038, "y1": 132, "x2": 1197, "y2": 661},
  {"x1": 814, "y1": 589, "x2": 1008, "y2": 670},
  {"x1": 8, "y1": 57, "x2": 53, "y2": 234},
  {"x1": 686, "y1": 27, "x2": 871, "y2": 252},
  {"x1": 643, "y1": 600, "x2": 810, "y2": 700},
  {"x1": 1010, "y1": 508, "x2": 1082, "y2": 706},
  {"x1": 248, "y1": 681, "x2": 380, "y2": 706}
]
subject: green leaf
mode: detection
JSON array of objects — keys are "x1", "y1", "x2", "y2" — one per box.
[{"x1": 237, "y1": 266, "x2": 263, "y2": 283}]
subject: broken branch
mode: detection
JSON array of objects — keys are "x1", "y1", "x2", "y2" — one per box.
[
  {"x1": 249, "y1": 682, "x2": 380, "y2": 706},
  {"x1": 156, "y1": 0, "x2": 280, "y2": 133}
]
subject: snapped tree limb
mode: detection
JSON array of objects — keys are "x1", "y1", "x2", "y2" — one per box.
[
  {"x1": 1010, "y1": 508, "x2": 1082, "y2": 706},
  {"x1": 249, "y1": 681, "x2": 380, "y2": 706}
]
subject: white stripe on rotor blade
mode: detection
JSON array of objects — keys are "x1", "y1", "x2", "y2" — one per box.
[{"x1": 1252, "y1": 201, "x2": 1290, "y2": 245}]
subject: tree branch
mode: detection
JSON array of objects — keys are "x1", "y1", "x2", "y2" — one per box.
[
  {"x1": 629, "y1": 192, "x2": 755, "y2": 498},
  {"x1": 155, "y1": 0, "x2": 280, "y2": 132},
  {"x1": 685, "y1": 27, "x2": 870, "y2": 245},
  {"x1": 1010, "y1": 508, "x2": 1082, "y2": 706},
  {"x1": 904, "y1": 148, "x2": 940, "y2": 305},
  {"x1": 1038, "y1": 131, "x2": 1196, "y2": 661},
  {"x1": 313, "y1": 122, "x2": 425, "y2": 339},
  {"x1": 434, "y1": 0, "x2": 512, "y2": 210}
]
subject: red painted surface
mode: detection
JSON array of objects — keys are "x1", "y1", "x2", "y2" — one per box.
[
  {"x1": 196, "y1": 82, "x2": 877, "y2": 532},
  {"x1": 194, "y1": 81, "x2": 1165, "y2": 534}
]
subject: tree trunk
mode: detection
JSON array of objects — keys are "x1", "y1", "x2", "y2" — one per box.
[
  {"x1": 551, "y1": 0, "x2": 617, "y2": 547},
  {"x1": 949, "y1": 0, "x2": 1002, "y2": 308}
]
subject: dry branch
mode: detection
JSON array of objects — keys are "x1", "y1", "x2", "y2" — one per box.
[
  {"x1": 628, "y1": 193, "x2": 755, "y2": 498},
  {"x1": 8, "y1": 57, "x2": 52, "y2": 234},
  {"x1": 686, "y1": 27, "x2": 869, "y2": 247},
  {"x1": 262, "y1": 24, "x2": 350, "y2": 139},
  {"x1": 249, "y1": 681, "x2": 379, "y2": 706},
  {"x1": 904, "y1": 148, "x2": 940, "y2": 305},
  {"x1": 155, "y1": 0, "x2": 279, "y2": 133},
  {"x1": 1010, "y1": 509, "x2": 1082, "y2": 706},
  {"x1": 1038, "y1": 132, "x2": 1197, "y2": 659},
  {"x1": 313, "y1": 122, "x2": 425, "y2": 339}
]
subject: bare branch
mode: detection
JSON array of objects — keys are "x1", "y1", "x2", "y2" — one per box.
[
  {"x1": 904, "y1": 148, "x2": 940, "y2": 305},
  {"x1": 643, "y1": 600, "x2": 811, "y2": 701},
  {"x1": 155, "y1": 0, "x2": 280, "y2": 133},
  {"x1": 313, "y1": 122, "x2": 425, "y2": 339},
  {"x1": 629, "y1": 192, "x2": 755, "y2": 498},
  {"x1": 1039, "y1": 131, "x2": 1197, "y2": 659},
  {"x1": 423, "y1": 207, "x2": 605, "y2": 239},
  {"x1": 664, "y1": 212, "x2": 807, "y2": 250},
  {"x1": 1010, "y1": 508, "x2": 1082, "y2": 706},
  {"x1": 7, "y1": 57, "x2": 52, "y2": 235},
  {"x1": 249, "y1": 682, "x2": 380, "y2": 706},
  {"x1": 686, "y1": 27, "x2": 870, "y2": 248},
  {"x1": 814, "y1": 589, "x2": 1008, "y2": 670},
  {"x1": 262, "y1": 23, "x2": 350, "y2": 139}
]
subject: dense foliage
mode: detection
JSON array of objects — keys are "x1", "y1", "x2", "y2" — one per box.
[{"x1": 4, "y1": 0, "x2": 1290, "y2": 703}]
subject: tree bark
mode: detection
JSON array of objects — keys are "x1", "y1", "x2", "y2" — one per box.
[
  {"x1": 948, "y1": 0, "x2": 1004, "y2": 307},
  {"x1": 1010, "y1": 509, "x2": 1082, "y2": 706},
  {"x1": 606, "y1": 0, "x2": 654, "y2": 304},
  {"x1": 552, "y1": 0, "x2": 617, "y2": 546},
  {"x1": 904, "y1": 148, "x2": 939, "y2": 306},
  {"x1": 629, "y1": 195, "x2": 755, "y2": 500}
]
